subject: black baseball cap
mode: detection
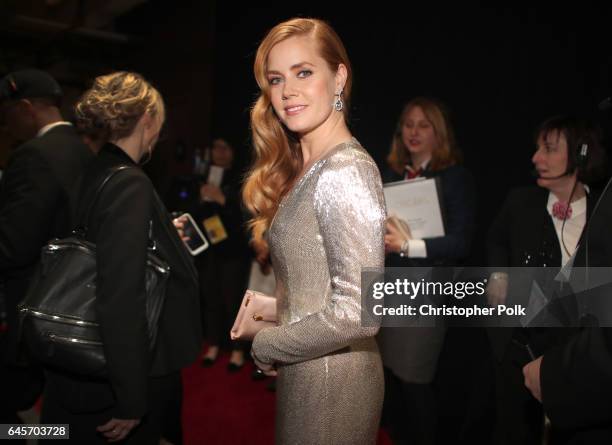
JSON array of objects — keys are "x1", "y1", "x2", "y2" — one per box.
[{"x1": 0, "y1": 69, "x2": 63, "y2": 103}]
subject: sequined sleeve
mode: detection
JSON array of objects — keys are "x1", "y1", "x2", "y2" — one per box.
[{"x1": 252, "y1": 151, "x2": 386, "y2": 365}]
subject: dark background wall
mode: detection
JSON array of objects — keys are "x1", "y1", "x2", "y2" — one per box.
[
  {"x1": 212, "y1": 2, "x2": 612, "y2": 262},
  {"x1": 2, "y1": 1, "x2": 611, "y2": 263},
  {"x1": 0, "y1": 0, "x2": 216, "y2": 195}
]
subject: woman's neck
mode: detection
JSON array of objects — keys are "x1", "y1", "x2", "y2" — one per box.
[
  {"x1": 410, "y1": 152, "x2": 432, "y2": 170},
  {"x1": 299, "y1": 115, "x2": 352, "y2": 169},
  {"x1": 110, "y1": 133, "x2": 143, "y2": 163},
  {"x1": 550, "y1": 177, "x2": 586, "y2": 203}
]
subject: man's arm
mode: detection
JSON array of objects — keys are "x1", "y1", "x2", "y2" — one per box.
[{"x1": 537, "y1": 327, "x2": 612, "y2": 429}]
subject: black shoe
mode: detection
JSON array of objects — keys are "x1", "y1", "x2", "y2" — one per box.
[
  {"x1": 201, "y1": 357, "x2": 216, "y2": 367},
  {"x1": 227, "y1": 361, "x2": 245, "y2": 372}
]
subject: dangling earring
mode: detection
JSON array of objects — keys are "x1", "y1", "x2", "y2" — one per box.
[{"x1": 333, "y1": 90, "x2": 344, "y2": 112}]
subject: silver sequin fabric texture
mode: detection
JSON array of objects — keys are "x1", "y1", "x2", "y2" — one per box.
[{"x1": 252, "y1": 139, "x2": 386, "y2": 445}]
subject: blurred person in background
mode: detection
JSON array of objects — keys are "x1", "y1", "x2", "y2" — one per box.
[
  {"x1": 487, "y1": 115, "x2": 606, "y2": 444},
  {"x1": 195, "y1": 137, "x2": 251, "y2": 371},
  {"x1": 0, "y1": 69, "x2": 92, "y2": 429},
  {"x1": 378, "y1": 97, "x2": 476, "y2": 445}
]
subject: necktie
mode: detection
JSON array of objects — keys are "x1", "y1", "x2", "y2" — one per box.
[
  {"x1": 552, "y1": 201, "x2": 572, "y2": 220},
  {"x1": 404, "y1": 167, "x2": 422, "y2": 180}
]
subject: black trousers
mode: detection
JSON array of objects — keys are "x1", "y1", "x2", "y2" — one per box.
[
  {"x1": 0, "y1": 334, "x2": 44, "y2": 445},
  {"x1": 382, "y1": 367, "x2": 436, "y2": 445},
  {"x1": 40, "y1": 371, "x2": 182, "y2": 444},
  {"x1": 0, "y1": 298, "x2": 45, "y2": 423},
  {"x1": 0, "y1": 362, "x2": 44, "y2": 417},
  {"x1": 435, "y1": 328, "x2": 495, "y2": 445},
  {"x1": 492, "y1": 342, "x2": 544, "y2": 445},
  {"x1": 198, "y1": 253, "x2": 250, "y2": 351},
  {"x1": 493, "y1": 331, "x2": 571, "y2": 445}
]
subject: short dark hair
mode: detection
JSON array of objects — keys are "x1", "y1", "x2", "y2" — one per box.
[
  {"x1": 0, "y1": 69, "x2": 63, "y2": 104},
  {"x1": 536, "y1": 115, "x2": 607, "y2": 184}
]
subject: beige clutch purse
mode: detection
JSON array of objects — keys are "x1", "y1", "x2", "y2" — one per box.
[{"x1": 230, "y1": 290, "x2": 277, "y2": 341}]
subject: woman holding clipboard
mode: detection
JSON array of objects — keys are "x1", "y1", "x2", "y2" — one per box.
[
  {"x1": 383, "y1": 97, "x2": 475, "y2": 262},
  {"x1": 378, "y1": 97, "x2": 476, "y2": 445}
]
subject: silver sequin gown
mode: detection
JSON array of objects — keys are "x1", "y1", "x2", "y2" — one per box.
[{"x1": 252, "y1": 139, "x2": 386, "y2": 445}]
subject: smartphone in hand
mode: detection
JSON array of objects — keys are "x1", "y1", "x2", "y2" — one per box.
[{"x1": 176, "y1": 213, "x2": 209, "y2": 255}]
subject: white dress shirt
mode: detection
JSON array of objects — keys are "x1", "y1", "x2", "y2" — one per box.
[
  {"x1": 37, "y1": 121, "x2": 72, "y2": 138},
  {"x1": 547, "y1": 192, "x2": 587, "y2": 266},
  {"x1": 405, "y1": 159, "x2": 431, "y2": 258}
]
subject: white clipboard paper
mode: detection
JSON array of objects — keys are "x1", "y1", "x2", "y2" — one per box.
[
  {"x1": 206, "y1": 165, "x2": 224, "y2": 187},
  {"x1": 383, "y1": 177, "x2": 446, "y2": 239}
]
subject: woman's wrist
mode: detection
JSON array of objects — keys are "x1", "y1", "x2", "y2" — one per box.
[
  {"x1": 490, "y1": 272, "x2": 508, "y2": 281},
  {"x1": 251, "y1": 342, "x2": 274, "y2": 370},
  {"x1": 399, "y1": 240, "x2": 410, "y2": 257}
]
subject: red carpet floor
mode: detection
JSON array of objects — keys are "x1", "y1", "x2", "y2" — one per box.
[{"x1": 182, "y1": 351, "x2": 392, "y2": 445}]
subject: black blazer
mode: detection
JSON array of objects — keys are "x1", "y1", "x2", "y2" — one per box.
[
  {"x1": 48, "y1": 143, "x2": 202, "y2": 419},
  {"x1": 0, "y1": 124, "x2": 92, "y2": 360},
  {"x1": 384, "y1": 164, "x2": 476, "y2": 266},
  {"x1": 486, "y1": 187, "x2": 597, "y2": 360},
  {"x1": 487, "y1": 187, "x2": 562, "y2": 268},
  {"x1": 541, "y1": 184, "x2": 612, "y2": 440}
]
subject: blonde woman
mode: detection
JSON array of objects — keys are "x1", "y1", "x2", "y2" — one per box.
[
  {"x1": 243, "y1": 18, "x2": 386, "y2": 444},
  {"x1": 40, "y1": 72, "x2": 201, "y2": 444}
]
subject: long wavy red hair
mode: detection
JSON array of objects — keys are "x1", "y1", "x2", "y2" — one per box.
[{"x1": 242, "y1": 18, "x2": 352, "y2": 249}]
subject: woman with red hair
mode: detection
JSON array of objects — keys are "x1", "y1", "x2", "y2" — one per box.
[{"x1": 242, "y1": 18, "x2": 386, "y2": 444}]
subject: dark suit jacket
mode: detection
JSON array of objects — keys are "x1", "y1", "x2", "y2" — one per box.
[
  {"x1": 378, "y1": 164, "x2": 475, "y2": 383},
  {"x1": 541, "y1": 182, "x2": 612, "y2": 440},
  {"x1": 46, "y1": 143, "x2": 202, "y2": 419},
  {"x1": 384, "y1": 164, "x2": 476, "y2": 266},
  {"x1": 191, "y1": 167, "x2": 250, "y2": 259},
  {"x1": 0, "y1": 124, "x2": 93, "y2": 361},
  {"x1": 487, "y1": 187, "x2": 562, "y2": 268},
  {"x1": 486, "y1": 187, "x2": 597, "y2": 361}
]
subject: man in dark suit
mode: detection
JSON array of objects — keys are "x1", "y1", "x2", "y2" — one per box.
[
  {"x1": 0, "y1": 69, "x2": 93, "y2": 423},
  {"x1": 523, "y1": 181, "x2": 612, "y2": 443}
]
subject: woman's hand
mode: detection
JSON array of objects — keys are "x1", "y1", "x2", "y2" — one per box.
[
  {"x1": 172, "y1": 215, "x2": 190, "y2": 242},
  {"x1": 252, "y1": 350, "x2": 277, "y2": 377},
  {"x1": 253, "y1": 356, "x2": 277, "y2": 377},
  {"x1": 486, "y1": 272, "x2": 509, "y2": 306},
  {"x1": 97, "y1": 418, "x2": 140, "y2": 443},
  {"x1": 251, "y1": 339, "x2": 277, "y2": 377},
  {"x1": 384, "y1": 220, "x2": 409, "y2": 254},
  {"x1": 200, "y1": 184, "x2": 226, "y2": 205},
  {"x1": 523, "y1": 356, "x2": 543, "y2": 402}
]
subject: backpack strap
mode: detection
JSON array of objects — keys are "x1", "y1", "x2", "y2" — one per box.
[{"x1": 74, "y1": 165, "x2": 132, "y2": 235}]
